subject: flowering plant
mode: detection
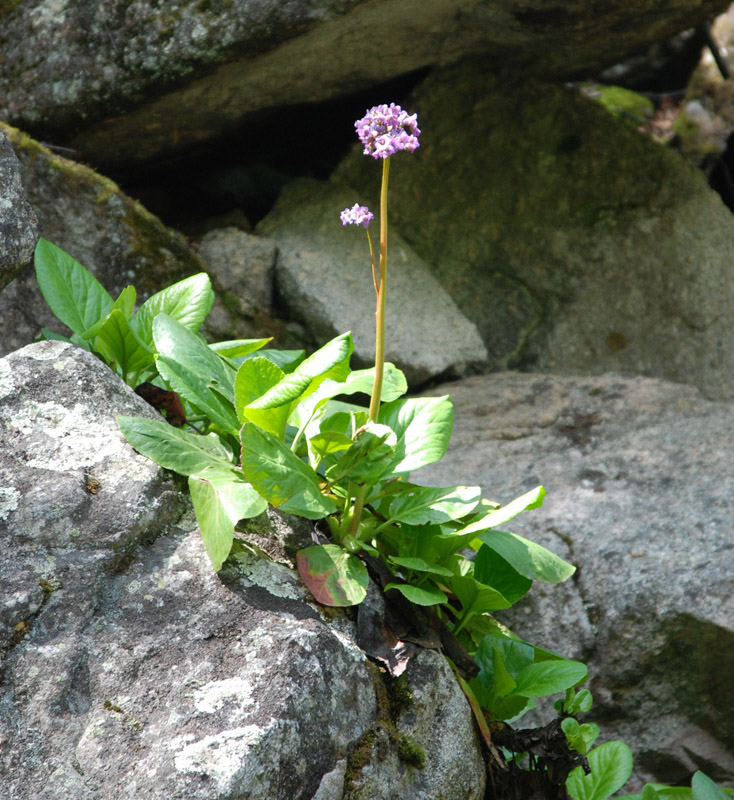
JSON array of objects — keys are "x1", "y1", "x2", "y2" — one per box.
[{"x1": 35, "y1": 105, "x2": 594, "y2": 779}]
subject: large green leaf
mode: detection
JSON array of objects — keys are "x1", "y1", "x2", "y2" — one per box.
[
  {"x1": 378, "y1": 395, "x2": 453, "y2": 473},
  {"x1": 291, "y1": 362, "x2": 407, "y2": 432},
  {"x1": 188, "y1": 466, "x2": 266, "y2": 571},
  {"x1": 477, "y1": 529, "x2": 575, "y2": 584},
  {"x1": 388, "y1": 556, "x2": 454, "y2": 578},
  {"x1": 324, "y1": 422, "x2": 397, "y2": 484},
  {"x1": 566, "y1": 741, "x2": 634, "y2": 800},
  {"x1": 456, "y1": 486, "x2": 546, "y2": 538},
  {"x1": 452, "y1": 575, "x2": 511, "y2": 619},
  {"x1": 153, "y1": 314, "x2": 240, "y2": 435},
  {"x1": 384, "y1": 581, "x2": 447, "y2": 606},
  {"x1": 240, "y1": 424, "x2": 337, "y2": 519},
  {"x1": 34, "y1": 238, "x2": 113, "y2": 335},
  {"x1": 117, "y1": 415, "x2": 234, "y2": 476},
  {"x1": 475, "y1": 635, "x2": 534, "y2": 690},
  {"x1": 296, "y1": 544, "x2": 368, "y2": 606},
  {"x1": 234, "y1": 357, "x2": 288, "y2": 436},
  {"x1": 474, "y1": 545, "x2": 533, "y2": 604},
  {"x1": 512, "y1": 659, "x2": 588, "y2": 698},
  {"x1": 209, "y1": 338, "x2": 271, "y2": 358},
  {"x1": 387, "y1": 484, "x2": 481, "y2": 525},
  {"x1": 692, "y1": 773, "x2": 732, "y2": 800},
  {"x1": 248, "y1": 332, "x2": 353, "y2": 410},
  {"x1": 89, "y1": 308, "x2": 153, "y2": 381},
  {"x1": 131, "y1": 273, "x2": 214, "y2": 350}
]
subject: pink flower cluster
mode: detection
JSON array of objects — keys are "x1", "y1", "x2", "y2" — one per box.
[
  {"x1": 340, "y1": 203, "x2": 374, "y2": 228},
  {"x1": 355, "y1": 103, "x2": 421, "y2": 159}
]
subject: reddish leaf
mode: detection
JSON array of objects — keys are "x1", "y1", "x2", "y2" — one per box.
[{"x1": 296, "y1": 544, "x2": 368, "y2": 607}]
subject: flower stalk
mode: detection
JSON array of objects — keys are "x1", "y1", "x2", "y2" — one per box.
[{"x1": 340, "y1": 103, "x2": 420, "y2": 537}]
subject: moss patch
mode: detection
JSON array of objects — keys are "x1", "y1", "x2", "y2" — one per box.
[{"x1": 344, "y1": 665, "x2": 426, "y2": 793}]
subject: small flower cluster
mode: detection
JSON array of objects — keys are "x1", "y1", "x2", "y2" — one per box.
[
  {"x1": 340, "y1": 203, "x2": 374, "y2": 228},
  {"x1": 355, "y1": 103, "x2": 421, "y2": 159}
]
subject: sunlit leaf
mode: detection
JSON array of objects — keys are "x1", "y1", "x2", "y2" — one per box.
[
  {"x1": 240, "y1": 423, "x2": 337, "y2": 519},
  {"x1": 34, "y1": 238, "x2": 113, "y2": 336},
  {"x1": 378, "y1": 395, "x2": 453, "y2": 473},
  {"x1": 566, "y1": 741, "x2": 634, "y2": 800},
  {"x1": 296, "y1": 544, "x2": 368, "y2": 606}
]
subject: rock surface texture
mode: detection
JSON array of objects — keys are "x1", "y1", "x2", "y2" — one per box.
[
  {"x1": 0, "y1": 0, "x2": 727, "y2": 169},
  {"x1": 336, "y1": 60, "x2": 734, "y2": 400},
  {"x1": 0, "y1": 123, "x2": 206, "y2": 357},
  {"x1": 0, "y1": 341, "x2": 485, "y2": 800},
  {"x1": 419, "y1": 371, "x2": 734, "y2": 789},
  {"x1": 258, "y1": 179, "x2": 487, "y2": 383},
  {"x1": 0, "y1": 129, "x2": 37, "y2": 292}
]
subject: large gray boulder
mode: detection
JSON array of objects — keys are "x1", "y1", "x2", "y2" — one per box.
[
  {"x1": 0, "y1": 128, "x2": 37, "y2": 292},
  {"x1": 0, "y1": 0, "x2": 727, "y2": 170},
  {"x1": 258, "y1": 179, "x2": 488, "y2": 384},
  {"x1": 0, "y1": 340, "x2": 485, "y2": 800},
  {"x1": 419, "y1": 371, "x2": 734, "y2": 789},
  {"x1": 336, "y1": 61, "x2": 734, "y2": 400}
]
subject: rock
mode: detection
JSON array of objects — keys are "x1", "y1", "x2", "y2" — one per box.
[
  {"x1": 198, "y1": 227, "x2": 276, "y2": 316},
  {"x1": 0, "y1": 0, "x2": 727, "y2": 170},
  {"x1": 0, "y1": 123, "x2": 206, "y2": 357},
  {"x1": 0, "y1": 128, "x2": 37, "y2": 292},
  {"x1": 257, "y1": 178, "x2": 488, "y2": 384},
  {"x1": 336, "y1": 61, "x2": 734, "y2": 400},
  {"x1": 418, "y1": 371, "x2": 734, "y2": 789},
  {"x1": 0, "y1": 340, "x2": 485, "y2": 799}
]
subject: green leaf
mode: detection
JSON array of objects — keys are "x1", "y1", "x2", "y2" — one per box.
[
  {"x1": 474, "y1": 545, "x2": 533, "y2": 604},
  {"x1": 248, "y1": 332, "x2": 353, "y2": 409},
  {"x1": 240, "y1": 423, "x2": 337, "y2": 519},
  {"x1": 89, "y1": 309, "x2": 153, "y2": 381},
  {"x1": 307, "y1": 430, "x2": 353, "y2": 470},
  {"x1": 153, "y1": 314, "x2": 240, "y2": 435},
  {"x1": 378, "y1": 395, "x2": 453, "y2": 473},
  {"x1": 388, "y1": 555, "x2": 454, "y2": 578},
  {"x1": 291, "y1": 362, "x2": 407, "y2": 431},
  {"x1": 387, "y1": 484, "x2": 481, "y2": 525},
  {"x1": 209, "y1": 338, "x2": 271, "y2": 358},
  {"x1": 296, "y1": 544, "x2": 368, "y2": 606},
  {"x1": 238, "y1": 348, "x2": 305, "y2": 372},
  {"x1": 513, "y1": 659, "x2": 587, "y2": 698},
  {"x1": 34, "y1": 238, "x2": 113, "y2": 336},
  {"x1": 452, "y1": 574, "x2": 511, "y2": 618},
  {"x1": 475, "y1": 635, "x2": 534, "y2": 689},
  {"x1": 566, "y1": 741, "x2": 634, "y2": 800},
  {"x1": 562, "y1": 718, "x2": 600, "y2": 756},
  {"x1": 325, "y1": 422, "x2": 397, "y2": 484},
  {"x1": 692, "y1": 772, "x2": 731, "y2": 800},
  {"x1": 477, "y1": 529, "x2": 575, "y2": 584},
  {"x1": 234, "y1": 357, "x2": 288, "y2": 436},
  {"x1": 187, "y1": 466, "x2": 266, "y2": 571},
  {"x1": 384, "y1": 581, "x2": 448, "y2": 606},
  {"x1": 131, "y1": 273, "x2": 214, "y2": 350},
  {"x1": 117, "y1": 415, "x2": 234, "y2": 476},
  {"x1": 456, "y1": 486, "x2": 546, "y2": 538}
]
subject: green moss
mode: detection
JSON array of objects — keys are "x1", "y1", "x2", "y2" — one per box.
[
  {"x1": 385, "y1": 674, "x2": 414, "y2": 718},
  {"x1": 395, "y1": 733, "x2": 426, "y2": 768},
  {"x1": 591, "y1": 84, "x2": 655, "y2": 123},
  {"x1": 343, "y1": 666, "x2": 426, "y2": 793}
]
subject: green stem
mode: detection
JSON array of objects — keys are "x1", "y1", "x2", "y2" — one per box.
[
  {"x1": 348, "y1": 485, "x2": 368, "y2": 537},
  {"x1": 349, "y1": 158, "x2": 390, "y2": 538},
  {"x1": 366, "y1": 228, "x2": 378, "y2": 294},
  {"x1": 368, "y1": 157, "x2": 390, "y2": 423}
]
